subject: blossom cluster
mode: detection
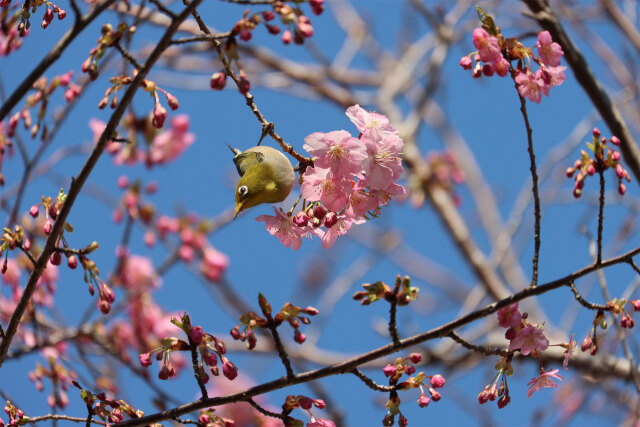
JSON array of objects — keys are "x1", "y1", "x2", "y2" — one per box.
[
  {"x1": 29, "y1": 353, "x2": 76, "y2": 409},
  {"x1": 81, "y1": 22, "x2": 128, "y2": 80},
  {"x1": 1, "y1": 401, "x2": 29, "y2": 427},
  {"x1": 231, "y1": 0, "x2": 323, "y2": 46},
  {"x1": 494, "y1": 303, "x2": 574, "y2": 401},
  {"x1": 352, "y1": 275, "x2": 418, "y2": 306},
  {"x1": 7, "y1": 71, "x2": 81, "y2": 141},
  {"x1": 139, "y1": 314, "x2": 238, "y2": 382},
  {"x1": 257, "y1": 105, "x2": 405, "y2": 250},
  {"x1": 0, "y1": 2, "x2": 25, "y2": 56},
  {"x1": 73, "y1": 381, "x2": 144, "y2": 424},
  {"x1": 382, "y1": 353, "x2": 445, "y2": 426},
  {"x1": 282, "y1": 395, "x2": 335, "y2": 427},
  {"x1": 566, "y1": 128, "x2": 630, "y2": 197},
  {"x1": 0, "y1": 0, "x2": 66, "y2": 34},
  {"x1": 230, "y1": 294, "x2": 319, "y2": 349},
  {"x1": 497, "y1": 302, "x2": 549, "y2": 357},
  {"x1": 460, "y1": 9, "x2": 566, "y2": 104},
  {"x1": 90, "y1": 113, "x2": 194, "y2": 167}
]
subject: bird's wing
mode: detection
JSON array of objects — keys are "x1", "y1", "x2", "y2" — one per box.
[{"x1": 232, "y1": 151, "x2": 265, "y2": 176}]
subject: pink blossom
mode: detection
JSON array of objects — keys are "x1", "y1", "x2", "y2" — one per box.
[
  {"x1": 148, "y1": 114, "x2": 195, "y2": 164},
  {"x1": 346, "y1": 180, "x2": 378, "y2": 219},
  {"x1": 256, "y1": 207, "x2": 307, "y2": 250},
  {"x1": 562, "y1": 336, "x2": 577, "y2": 370},
  {"x1": 117, "y1": 255, "x2": 161, "y2": 291},
  {"x1": 527, "y1": 369, "x2": 563, "y2": 398},
  {"x1": 472, "y1": 28, "x2": 502, "y2": 63},
  {"x1": 345, "y1": 105, "x2": 398, "y2": 136},
  {"x1": 508, "y1": 325, "x2": 549, "y2": 355},
  {"x1": 369, "y1": 181, "x2": 406, "y2": 210},
  {"x1": 536, "y1": 31, "x2": 563, "y2": 67},
  {"x1": 301, "y1": 167, "x2": 352, "y2": 212},
  {"x1": 361, "y1": 128, "x2": 404, "y2": 190},
  {"x1": 320, "y1": 214, "x2": 352, "y2": 249},
  {"x1": 303, "y1": 130, "x2": 366, "y2": 177},
  {"x1": 497, "y1": 303, "x2": 522, "y2": 328},
  {"x1": 308, "y1": 418, "x2": 335, "y2": 427},
  {"x1": 200, "y1": 247, "x2": 230, "y2": 282},
  {"x1": 515, "y1": 70, "x2": 543, "y2": 104}
]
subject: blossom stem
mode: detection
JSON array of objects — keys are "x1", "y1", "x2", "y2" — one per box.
[{"x1": 388, "y1": 279, "x2": 401, "y2": 346}]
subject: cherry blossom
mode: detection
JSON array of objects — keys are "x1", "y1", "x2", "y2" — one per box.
[
  {"x1": 526, "y1": 369, "x2": 563, "y2": 398},
  {"x1": 508, "y1": 325, "x2": 549, "y2": 355}
]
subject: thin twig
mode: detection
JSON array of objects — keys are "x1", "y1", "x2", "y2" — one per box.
[
  {"x1": 388, "y1": 279, "x2": 401, "y2": 346},
  {"x1": 597, "y1": 169, "x2": 605, "y2": 264},
  {"x1": 114, "y1": 42, "x2": 142, "y2": 70},
  {"x1": 569, "y1": 281, "x2": 608, "y2": 310},
  {"x1": 351, "y1": 368, "x2": 395, "y2": 392},
  {"x1": 246, "y1": 398, "x2": 290, "y2": 423},
  {"x1": 447, "y1": 331, "x2": 509, "y2": 357},
  {"x1": 266, "y1": 316, "x2": 294, "y2": 379},
  {"x1": 512, "y1": 79, "x2": 541, "y2": 287}
]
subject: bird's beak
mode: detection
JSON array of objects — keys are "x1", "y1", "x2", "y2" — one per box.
[{"x1": 233, "y1": 202, "x2": 243, "y2": 219}]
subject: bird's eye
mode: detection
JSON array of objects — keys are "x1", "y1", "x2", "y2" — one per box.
[{"x1": 238, "y1": 185, "x2": 248, "y2": 197}]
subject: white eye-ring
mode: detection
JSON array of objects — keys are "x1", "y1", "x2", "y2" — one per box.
[{"x1": 238, "y1": 185, "x2": 248, "y2": 196}]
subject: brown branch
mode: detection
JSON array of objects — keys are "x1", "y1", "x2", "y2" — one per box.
[
  {"x1": 569, "y1": 281, "x2": 607, "y2": 310},
  {"x1": 0, "y1": 0, "x2": 205, "y2": 368},
  {"x1": 114, "y1": 245, "x2": 640, "y2": 426},
  {"x1": 351, "y1": 368, "x2": 395, "y2": 392}
]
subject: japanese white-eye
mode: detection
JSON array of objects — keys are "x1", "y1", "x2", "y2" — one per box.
[{"x1": 229, "y1": 144, "x2": 295, "y2": 219}]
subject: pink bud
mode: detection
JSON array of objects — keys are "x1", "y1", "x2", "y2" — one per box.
[
  {"x1": 294, "y1": 328, "x2": 306, "y2": 344},
  {"x1": 29, "y1": 205, "x2": 39, "y2": 218},
  {"x1": 611, "y1": 136, "x2": 620, "y2": 145},
  {"x1": 166, "y1": 94, "x2": 179, "y2": 110},
  {"x1": 430, "y1": 374, "x2": 445, "y2": 388},
  {"x1": 619, "y1": 182, "x2": 626, "y2": 195},
  {"x1": 592, "y1": 128, "x2": 600, "y2": 138},
  {"x1": 631, "y1": 300, "x2": 640, "y2": 312},
  {"x1": 404, "y1": 365, "x2": 415, "y2": 375},
  {"x1": 292, "y1": 211, "x2": 309, "y2": 227},
  {"x1": 418, "y1": 394, "x2": 430, "y2": 407},
  {"x1": 139, "y1": 353, "x2": 152, "y2": 367},
  {"x1": 50, "y1": 252, "x2": 62, "y2": 266},
  {"x1": 482, "y1": 63, "x2": 494, "y2": 76},
  {"x1": 222, "y1": 357, "x2": 238, "y2": 380},
  {"x1": 459, "y1": 56, "x2": 472, "y2": 70},
  {"x1": 262, "y1": 10, "x2": 275, "y2": 21},
  {"x1": 58, "y1": 9, "x2": 66, "y2": 20},
  {"x1": 152, "y1": 104, "x2": 167, "y2": 128},
  {"x1": 408, "y1": 352, "x2": 422, "y2": 364},
  {"x1": 383, "y1": 364, "x2": 396, "y2": 377},
  {"x1": 238, "y1": 75, "x2": 251, "y2": 95},
  {"x1": 497, "y1": 394, "x2": 510, "y2": 409},
  {"x1": 210, "y1": 72, "x2": 227, "y2": 90},
  {"x1": 67, "y1": 255, "x2": 78, "y2": 269},
  {"x1": 266, "y1": 24, "x2": 280, "y2": 35},
  {"x1": 323, "y1": 211, "x2": 338, "y2": 228},
  {"x1": 282, "y1": 29, "x2": 293, "y2": 45},
  {"x1": 189, "y1": 326, "x2": 204, "y2": 344},
  {"x1": 239, "y1": 29, "x2": 252, "y2": 42}
]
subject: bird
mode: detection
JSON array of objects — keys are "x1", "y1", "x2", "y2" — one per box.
[{"x1": 228, "y1": 144, "x2": 295, "y2": 219}]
